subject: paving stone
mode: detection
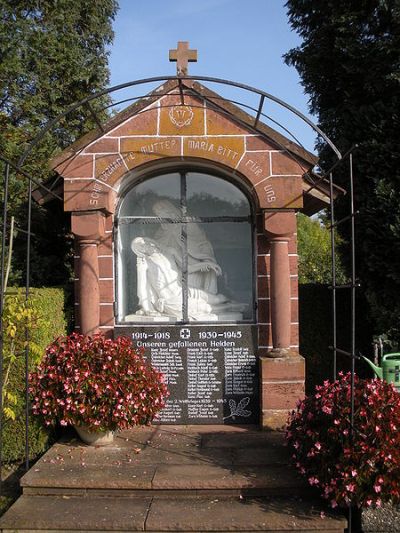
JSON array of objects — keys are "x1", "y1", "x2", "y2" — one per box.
[
  {"x1": 182, "y1": 424, "x2": 260, "y2": 434},
  {"x1": 232, "y1": 446, "x2": 289, "y2": 465},
  {"x1": 153, "y1": 464, "x2": 239, "y2": 490},
  {"x1": 232, "y1": 466, "x2": 309, "y2": 492},
  {"x1": 201, "y1": 431, "x2": 284, "y2": 449},
  {"x1": 143, "y1": 430, "x2": 201, "y2": 449},
  {"x1": 127, "y1": 443, "x2": 233, "y2": 466},
  {"x1": 22, "y1": 464, "x2": 156, "y2": 490},
  {"x1": 0, "y1": 495, "x2": 152, "y2": 531},
  {"x1": 146, "y1": 496, "x2": 347, "y2": 531},
  {"x1": 151, "y1": 464, "x2": 305, "y2": 492},
  {"x1": 113, "y1": 447, "x2": 228, "y2": 467}
]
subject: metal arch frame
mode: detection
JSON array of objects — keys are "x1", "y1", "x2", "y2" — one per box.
[
  {"x1": 1, "y1": 75, "x2": 358, "y2": 530},
  {"x1": 17, "y1": 75, "x2": 343, "y2": 169}
]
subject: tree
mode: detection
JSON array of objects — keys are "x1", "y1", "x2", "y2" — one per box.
[
  {"x1": 0, "y1": 0, "x2": 118, "y2": 285},
  {"x1": 285, "y1": 0, "x2": 400, "y2": 344},
  {"x1": 297, "y1": 213, "x2": 346, "y2": 285}
]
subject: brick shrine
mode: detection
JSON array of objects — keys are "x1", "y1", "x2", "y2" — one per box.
[{"x1": 46, "y1": 75, "x2": 333, "y2": 429}]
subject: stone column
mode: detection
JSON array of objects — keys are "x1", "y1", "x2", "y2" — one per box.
[
  {"x1": 71, "y1": 211, "x2": 106, "y2": 335},
  {"x1": 269, "y1": 237, "x2": 291, "y2": 353},
  {"x1": 260, "y1": 210, "x2": 304, "y2": 430},
  {"x1": 263, "y1": 211, "x2": 296, "y2": 357}
]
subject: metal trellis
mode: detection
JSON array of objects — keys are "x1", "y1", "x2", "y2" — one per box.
[{"x1": 0, "y1": 74, "x2": 359, "y2": 531}]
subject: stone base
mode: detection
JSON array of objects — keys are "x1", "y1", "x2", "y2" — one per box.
[{"x1": 259, "y1": 355, "x2": 305, "y2": 430}]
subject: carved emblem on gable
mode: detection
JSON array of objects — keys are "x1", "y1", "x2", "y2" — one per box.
[{"x1": 168, "y1": 105, "x2": 194, "y2": 128}]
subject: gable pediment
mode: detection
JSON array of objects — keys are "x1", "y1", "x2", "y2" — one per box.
[{"x1": 49, "y1": 80, "x2": 329, "y2": 214}]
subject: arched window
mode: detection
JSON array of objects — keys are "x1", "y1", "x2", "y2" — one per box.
[{"x1": 116, "y1": 170, "x2": 254, "y2": 323}]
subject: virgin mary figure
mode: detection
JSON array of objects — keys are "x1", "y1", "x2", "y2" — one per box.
[
  {"x1": 152, "y1": 200, "x2": 221, "y2": 294},
  {"x1": 131, "y1": 237, "x2": 236, "y2": 321}
]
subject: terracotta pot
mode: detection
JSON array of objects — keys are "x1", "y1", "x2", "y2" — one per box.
[{"x1": 74, "y1": 424, "x2": 114, "y2": 446}]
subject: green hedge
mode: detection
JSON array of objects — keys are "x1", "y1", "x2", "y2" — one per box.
[
  {"x1": 3, "y1": 287, "x2": 67, "y2": 463},
  {"x1": 299, "y1": 284, "x2": 373, "y2": 394}
]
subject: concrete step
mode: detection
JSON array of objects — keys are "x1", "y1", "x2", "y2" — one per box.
[
  {"x1": 0, "y1": 428, "x2": 348, "y2": 531},
  {"x1": 21, "y1": 462, "x2": 310, "y2": 498},
  {"x1": 0, "y1": 494, "x2": 347, "y2": 532},
  {"x1": 20, "y1": 428, "x2": 310, "y2": 498}
]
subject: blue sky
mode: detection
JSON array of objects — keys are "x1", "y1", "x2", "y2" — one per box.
[{"x1": 108, "y1": 0, "x2": 317, "y2": 153}]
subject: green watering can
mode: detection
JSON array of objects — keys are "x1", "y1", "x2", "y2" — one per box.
[{"x1": 362, "y1": 353, "x2": 400, "y2": 391}]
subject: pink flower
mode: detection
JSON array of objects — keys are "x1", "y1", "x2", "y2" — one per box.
[
  {"x1": 285, "y1": 372, "x2": 400, "y2": 508},
  {"x1": 29, "y1": 333, "x2": 168, "y2": 432}
]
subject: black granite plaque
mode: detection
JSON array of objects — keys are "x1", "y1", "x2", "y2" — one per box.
[{"x1": 114, "y1": 325, "x2": 259, "y2": 424}]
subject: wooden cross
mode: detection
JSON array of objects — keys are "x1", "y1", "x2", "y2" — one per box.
[{"x1": 169, "y1": 41, "x2": 197, "y2": 76}]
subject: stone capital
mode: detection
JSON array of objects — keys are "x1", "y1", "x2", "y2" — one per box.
[
  {"x1": 263, "y1": 210, "x2": 296, "y2": 239},
  {"x1": 71, "y1": 210, "x2": 106, "y2": 241}
]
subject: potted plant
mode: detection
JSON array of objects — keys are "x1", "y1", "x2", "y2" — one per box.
[
  {"x1": 30, "y1": 333, "x2": 168, "y2": 445},
  {"x1": 286, "y1": 372, "x2": 400, "y2": 527}
]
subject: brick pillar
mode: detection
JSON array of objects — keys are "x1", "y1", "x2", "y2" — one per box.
[
  {"x1": 71, "y1": 211, "x2": 106, "y2": 335},
  {"x1": 270, "y1": 237, "x2": 291, "y2": 352},
  {"x1": 263, "y1": 211, "x2": 295, "y2": 357},
  {"x1": 260, "y1": 210, "x2": 304, "y2": 430}
]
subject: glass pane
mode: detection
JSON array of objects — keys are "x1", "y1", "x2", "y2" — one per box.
[
  {"x1": 186, "y1": 173, "x2": 250, "y2": 217},
  {"x1": 118, "y1": 222, "x2": 184, "y2": 322},
  {"x1": 119, "y1": 173, "x2": 181, "y2": 217},
  {"x1": 185, "y1": 221, "x2": 253, "y2": 322}
]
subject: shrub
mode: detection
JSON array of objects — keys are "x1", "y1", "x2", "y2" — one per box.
[
  {"x1": 286, "y1": 372, "x2": 400, "y2": 509},
  {"x1": 30, "y1": 333, "x2": 168, "y2": 431},
  {"x1": 299, "y1": 284, "x2": 373, "y2": 392},
  {"x1": 297, "y1": 213, "x2": 346, "y2": 285},
  {"x1": 2, "y1": 288, "x2": 66, "y2": 463}
]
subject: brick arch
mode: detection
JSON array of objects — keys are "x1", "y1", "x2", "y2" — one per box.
[
  {"x1": 112, "y1": 156, "x2": 260, "y2": 213},
  {"x1": 58, "y1": 91, "x2": 307, "y2": 215}
]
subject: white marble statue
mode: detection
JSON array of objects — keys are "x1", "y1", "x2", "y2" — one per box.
[
  {"x1": 152, "y1": 200, "x2": 221, "y2": 294},
  {"x1": 130, "y1": 236, "x2": 244, "y2": 321}
]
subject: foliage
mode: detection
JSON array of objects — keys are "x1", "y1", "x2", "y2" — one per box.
[
  {"x1": 2, "y1": 287, "x2": 67, "y2": 463},
  {"x1": 299, "y1": 284, "x2": 373, "y2": 393},
  {"x1": 0, "y1": 0, "x2": 118, "y2": 286},
  {"x1": 286, "y1": 372, "x2": 400, "y2": 509},
  {"x1": 285, "y1": 1, "x2": 400, "y2": 344},
  {"x1": 30, "y1": 334, "x2": 169, "y2": 431},
  {"x1": 297, "y1": 213, "x2": 346, "y2": 284},
  {"x1": 1, "y1": 295, "x2": 43, "y2": 421}
]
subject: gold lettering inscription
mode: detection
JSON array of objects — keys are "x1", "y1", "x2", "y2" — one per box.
[
  {"x1": 98, "y1": 152, "x2": 135, "y2": 183},
  {"x1": 245, "y1": 159, "x2": 263, "y2": 176},
  {"x1": 140, "y1": 139, "x2": 177, "y2": 154},
  {"x1": 188, "y1": 140, "x2": 215, "y2": 152},
  {"x1": 187, "y1": 141, "x2": 239, "y2": 161},
  {"x1": 217, "y1": 145, "x2": 238, "y2": 160},
  {"x1": 90, "y1": 151, "x2": 135, "y2": 204},
  {"x1": 264, "y1": 183, "x2": 276, "y2": 203}
]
